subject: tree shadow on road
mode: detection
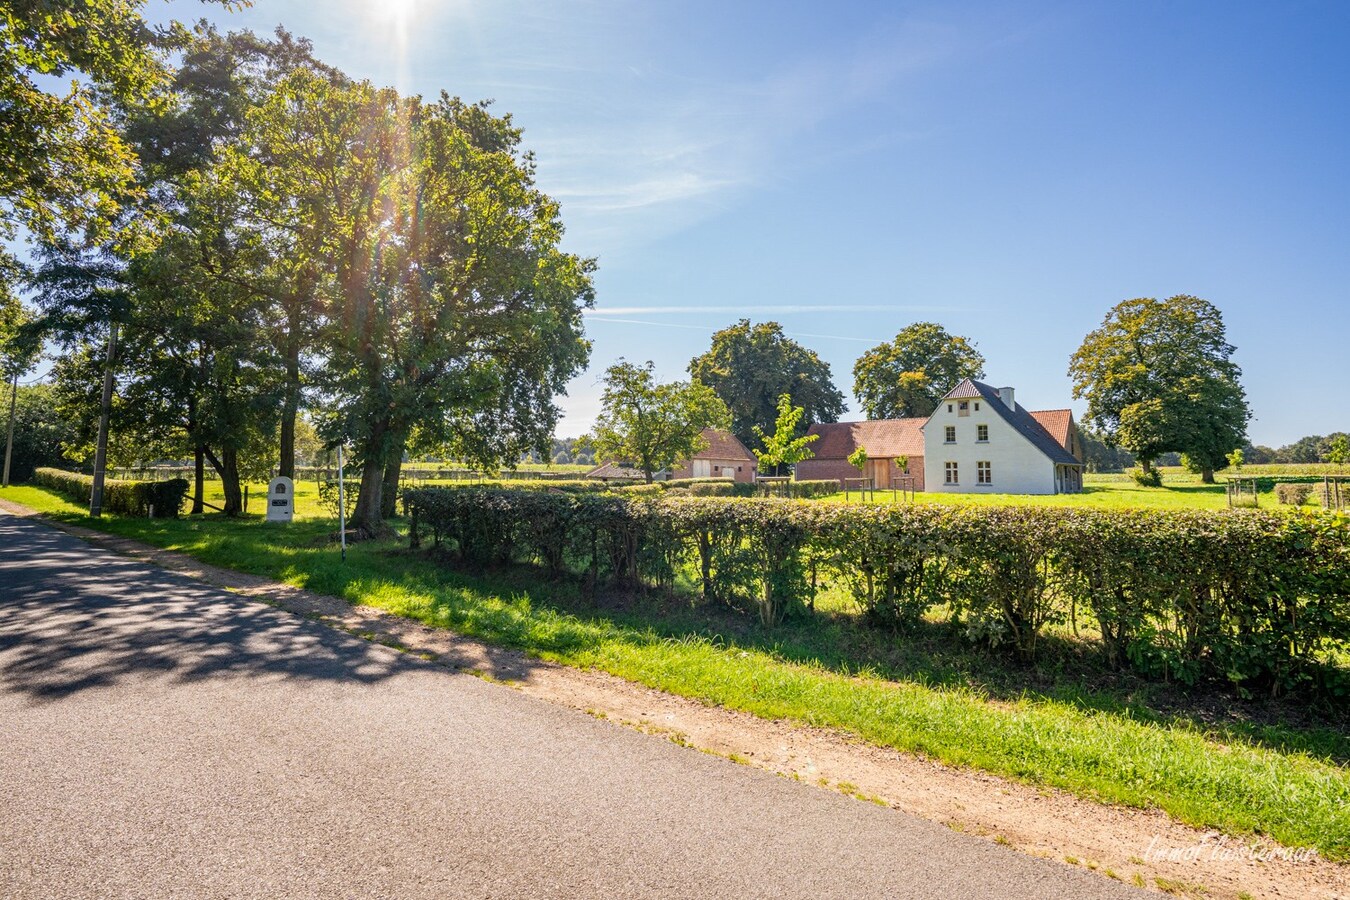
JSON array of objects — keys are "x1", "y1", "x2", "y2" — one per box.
[{"x1": 0, "y1": 517, "x2": 544, "y2": 702}]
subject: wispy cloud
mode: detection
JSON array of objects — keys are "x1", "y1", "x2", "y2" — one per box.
[{"x1": 513, "y1": 14, "x2": 976, "y2": 250}]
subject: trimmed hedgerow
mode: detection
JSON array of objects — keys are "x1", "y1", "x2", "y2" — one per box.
[
  {"x1": 1275, "y1": 482, "x2": 1315, "y2": 506},
  {"x1": 33, "y1": 468, "x2": 189, "y2": 518},
  {"x1": 406, "y1": 487, "x2": 1350, "y2": 693}
]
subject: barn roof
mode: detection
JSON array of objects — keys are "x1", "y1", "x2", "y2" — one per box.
[
  {"x1": 692, "y1": 428, "x2": 756, "y2": 461},
  {"x1": 805, "y1": 419, "x2": 926, "y2": 460},
  {"x1": 1029, "y1": 409, "x2": 1075, "y2": 454}
]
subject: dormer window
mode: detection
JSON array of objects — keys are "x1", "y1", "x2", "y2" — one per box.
[
  {"x1": 944, "y1": 425, "x2": 956, "y2": 443},
  {"x1": 958, "y1": 401, "x2": 970, "y2": 417},
  {"x1": 977, "y1": 424, "x2": 989, "y2": 442}
]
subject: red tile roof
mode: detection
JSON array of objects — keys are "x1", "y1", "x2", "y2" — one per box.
[
  {"x1": 943, "y1": 378, "x2": 986, "y2": 399},
  {"x1": 1029, "y1": 410, "x2": 1075, "y2": 453},
  {"x1": 691, "y1": 428, "x2": 755, "y2": 461},
  {"x1": 805, "y1": 419, "x2": 926, "y2": 460}
]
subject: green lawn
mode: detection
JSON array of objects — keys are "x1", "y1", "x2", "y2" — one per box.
[
  {"x1": 819, "y1": 473, "x2": 1303, "y2": 510},
  {"x1": 3, "y1": 481, "x2": 1347, "y2": 860}
]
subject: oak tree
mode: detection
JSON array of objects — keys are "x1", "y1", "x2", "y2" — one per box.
[
  {"x1": 853, "y1": 322, "x2": 985, "y2": 419},
  {"x1": 1069, "y1": 295, "x2": 1249, "y2": 482},
  {"x1": 688, "y1": 320, "x2": 844, "y2": 452}
]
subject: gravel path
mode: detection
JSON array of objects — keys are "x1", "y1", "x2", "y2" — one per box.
[{"x1": 0, "y1": 512, "x2": 1144, "y2": 899}]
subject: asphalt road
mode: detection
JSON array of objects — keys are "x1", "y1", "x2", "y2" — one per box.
[{"x1": 0, "y1": 512, "x2": 1143, "y2": 899}]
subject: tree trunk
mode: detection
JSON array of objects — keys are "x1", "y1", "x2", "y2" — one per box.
[
  {"x1": 191, "y1": 445, "x2": 205, "y2": 514},
  {"x1": 203, "y1": 446, "x2": 243, "y2": 516},
  {"x1": 1140, "y1": 457, "x2": 1155, "y2": 475},
  {"x1": 1201, "y1": 467, "x2": 1215, "y2": 484},
  {"x1": 350, "y1": 463, "x2": 384, "y2": 535},
  {"x1": 381, "y1": 450, "x2": 404, "y2": 519},
  {"x1": 278, "y1": 334, "x2": 301, "y2": 479},
  {"x1": 349, "y1": 421, "x2": 389, "y2": 536}
]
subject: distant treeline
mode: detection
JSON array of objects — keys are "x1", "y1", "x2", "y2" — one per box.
[{"x1": 1077, "y1": 427, "x2": 1349, "y2": 473}]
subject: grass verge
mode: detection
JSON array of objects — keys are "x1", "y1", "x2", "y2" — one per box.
[{"x1": 3, "y1": 482, "x2": 1347, "y2": 860}]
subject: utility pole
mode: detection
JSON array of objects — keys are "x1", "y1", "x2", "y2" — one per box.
[
  {"x1": 89, "y1": 321, "x2": 118, "y2": 517},
  {"x1": 2, "y1": 369, "x2": 16, "y2": 488}
]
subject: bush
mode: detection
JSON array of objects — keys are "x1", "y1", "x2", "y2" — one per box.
[
  {"x1": 405, "y1": 487, "x2": 1350, "y2": 693},
  {"x1": 1275, "y1": 483, "x2": 1314, "y2": 506},
  {"x1": 32, "y1": 468, "x2": 188, "y2": 518},
  {"x1": 615, "y1": 482, "x2": 665, "y2": 497},
  {"x1": 1131, "y1": 468, "x2": 1163, "y2": 487},
  {"x1": 758, "y1": 478, "x2": 839, "y2": 499}
]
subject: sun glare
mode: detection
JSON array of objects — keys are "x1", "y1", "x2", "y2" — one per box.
[{"x1": 373, "y1": 0, "x2": 418, "y2": 25}]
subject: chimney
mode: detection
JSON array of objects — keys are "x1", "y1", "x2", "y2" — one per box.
[{"x1": 998, "y1": 386, "x2": 1015, "y2": 409}]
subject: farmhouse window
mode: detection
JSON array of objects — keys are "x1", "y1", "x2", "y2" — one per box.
[
  {"x1": 977, "y1": 424, "x2": 989, "y2": 442},
  {"x1": 975, "y1": 402, "x2": 980, "y2": 411},
  {"x1": 944, "y1": 425, "x2": 956, "y2": 443},
  {"x1": 948, "y1": 404, "x2": 953, "y2": 413},
  {"x1": 958, "y1": 401, "x2": 970, "y2": 417},
  {"x1": 977, "y1": 461, "x2": 992, "y2": 484},
  {"x1": 945, "y1": 461, "x2": 959, "y2": 485}
]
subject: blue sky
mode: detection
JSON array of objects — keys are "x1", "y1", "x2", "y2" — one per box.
[{"x1": 158, "y1": 0, "x2": 1347, "y2": 445}]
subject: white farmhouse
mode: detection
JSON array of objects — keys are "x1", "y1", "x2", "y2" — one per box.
[
  {"x1": 922, "y1": 379, "x2": 1083, "y2": 494},
  {"x1": 796, "y1": 378, "x2": 1084, "y2": 495}
]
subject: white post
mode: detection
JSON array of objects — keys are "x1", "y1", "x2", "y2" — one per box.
[{"x1": 337, "y1": 444, "x2": 347, "y2": 563}]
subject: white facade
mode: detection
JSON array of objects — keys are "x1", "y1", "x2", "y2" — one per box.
[{"x1": 921, "y1": 389, "x2": 1062, "y2": 495}]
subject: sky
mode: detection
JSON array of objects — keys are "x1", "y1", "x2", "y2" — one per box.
[{"x1": 147, "y1": 0, "x2": 1348, "y2": 446}]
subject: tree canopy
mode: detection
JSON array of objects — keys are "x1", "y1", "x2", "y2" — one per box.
[
  {"x1": 852, "y1": 322, "x2": 984, "y2": 419},
  {"x1": 0, "y1": 0, "x2": 237, "y2": 251},
  {"x1": 592, "y1": 360, "x2": 730, "y2": 483},
  {"x1": 1069, "y1": 295, "x2": 1250, "y2": 481},
  {"x1": 18, "y1": 26, "x2": 594, "y2": 529},
  {"x1": 688, "y1": 319, "x2": 844, "y2": 452}
]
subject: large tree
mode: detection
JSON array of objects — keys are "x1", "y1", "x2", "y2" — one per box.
[
  {"x1": 852, "y1": 322, "x2": 985, "y2": 419},
  {"x1": 688, "y1": 320, "x2": 845, "y2": 452},
  {"x1": 1, "y1": 384, "x2": 79, "y2": 482},
  {"x1": 31, "y1": 30, "x2": 306, "y2": 514},
  {"x1": 592, "y1": 360, "x2": 730, "y2": 483},
  {"x1": 127, "y1": 28, "x2": 338, "y2": 482},
  {"x1": 253, "y1": 74, "x2": 594, "y2": 533},
  {"x1": 1069, "y1": 295, "x2": 1250, "y2": 482}
]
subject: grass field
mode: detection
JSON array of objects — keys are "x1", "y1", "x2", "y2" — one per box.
[
  {"x1": 825, "y1": 477, "x2": 1238, "y2": 510},
  {"x1": 3, "y1": 479, "x2": 1347, "y2": 860},
  {"x1": 822, "y1": 471, "x2": 1346, "y2": 510}
]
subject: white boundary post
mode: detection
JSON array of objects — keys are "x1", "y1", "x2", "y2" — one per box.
[{"x1": 337, "y1": 444, "x2": 347, "y2": 563}]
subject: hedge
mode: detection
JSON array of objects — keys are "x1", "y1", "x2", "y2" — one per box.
[
  {"x1": 1276, "y1": 482, "x2": 1315, "y2": 506},
  {"x1": 33, "y1": 468, "x2": 189, "y2": 518},
  {"x1": 406, "y1": 487, "x2": 1350, "y2": 694}
]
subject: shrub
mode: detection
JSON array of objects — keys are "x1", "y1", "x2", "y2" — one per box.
[
  {"x1": 317, "y1": 480, "x2": 358, "y2": 521},
  {"x1": 1131, "y1": 468, "x2": 1163, "y2": 488},
  {"x1": 685, "y1": 481, "x2": 757, "y2": 497},
  {"x1": 405, "y1": 487, "x2": 1350, "y2": 693},
  {"x1": 615, "y1": 483, "x2": 664, "y2": 497},
  {"x1": 758, "y1": 478, "x2": 838, "y2": 499},
  {"x1": 32, "y1": 468, "x2": 188, "y2": 518},
  {"x1": 1275, "y1": 483, "x2": 1313, "y2": 506}
]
